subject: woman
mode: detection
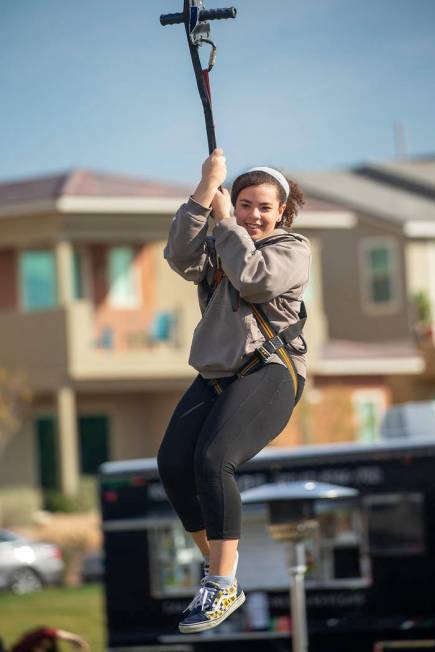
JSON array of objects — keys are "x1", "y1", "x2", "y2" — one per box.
[{"x1": 158, "y1": 148, "x2": 310, "y2": 633}]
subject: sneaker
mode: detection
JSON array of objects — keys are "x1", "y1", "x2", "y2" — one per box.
[
  {"x1": 179, "y1": 579, "x2": 245, "y2": 633},
  {"x1": 183, "y1": 551, "x2": 237, "y2": 615},
  {"x1": 203, "y1": 558, "x2": 210, "y2": 579},
  {"x1": 182, "y1": 558, "x2": 209, "y2": 614},
  {"x1": 183, "y1": 576, "x2": 206, "y2": 614}
]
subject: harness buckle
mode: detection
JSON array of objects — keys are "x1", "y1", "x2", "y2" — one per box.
[{"x1": 256, "y1": 335, "x2": 284, "y2": 362}]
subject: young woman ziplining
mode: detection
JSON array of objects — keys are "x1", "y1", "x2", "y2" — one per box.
[{"x1": 157, "y1": 147, "x2": 311, "y2": 633}]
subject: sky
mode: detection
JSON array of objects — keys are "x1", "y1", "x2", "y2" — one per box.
[{"x1": 1, "y1": 0, "x2": 434, "y2": 187}]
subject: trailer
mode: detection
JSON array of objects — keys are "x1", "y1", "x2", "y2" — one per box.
[{"x1": 100, "y1": 437, "x2": 435, "y2": 652}]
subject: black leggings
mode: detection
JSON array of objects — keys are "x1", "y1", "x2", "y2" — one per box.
[{"x1": 157, "y1": 363, "x2": 305, "y2": 540}]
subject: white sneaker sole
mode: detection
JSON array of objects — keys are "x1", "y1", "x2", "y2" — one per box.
[{"x1": 179, "y1": 590, "x2": 246, "y2": 634}]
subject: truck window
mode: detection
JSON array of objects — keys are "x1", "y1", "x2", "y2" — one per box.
[
  {"x1": 364, "y1": 493, "x2": 425, "y2": 556},
  {"x1": 148, "y1": 522, "x2": 203, "y2": 598},
  {"x1": 304, "y1": 500, "x2": 371, "y2": 588}
]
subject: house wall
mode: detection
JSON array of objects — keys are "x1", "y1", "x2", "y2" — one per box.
[
  {"x1": 0, "y1": 420, "x2": 37, "y2": 486},
  {"x1": 386, "y1": 374, "x2": 435, "y2": 404},
  {"x1": 406, "y1": 240, "x2": 435, "y2": 320},
  {"x1": 301, "y1": 220, "x2": 410, "y2": 342},
  {"x1": 306, "y1": 376, "x2": 390, "y2": 445},
  {"x1": 76, "y1": 390, "x2": 186, "y2": 460},
  {"x1": 0, "y1": 309, "x2": 69, "y2": 390},
  {"x1": 90, "y1": 243, "x2": 157, "y2": 350},
  {"x1": 0, "y1": 250, "x2": 17, "y2": 310},
  {"x1": 0, "y1": 387, "x2": 190, "y2": 489}
]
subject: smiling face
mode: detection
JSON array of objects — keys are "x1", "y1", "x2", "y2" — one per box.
[{"x1": 234, "y1": 183, "x2": 286, "y2": 241}]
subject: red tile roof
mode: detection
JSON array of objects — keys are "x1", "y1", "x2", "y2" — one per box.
[
  {"x1": 0, "y1": 169, "x2": 193, "y2": 206},
  {"x1": 0, "y1": 168, "x2": 346, "y2": 214},
  {"x1": 321, "y1": 339, "x2": 419, "y2": 360}
]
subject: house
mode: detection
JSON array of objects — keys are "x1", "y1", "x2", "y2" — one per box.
[
  {"x1": 287, "y1": 156, "x2": 435, "y2": 446},
  {"x1": 0, "y1": 159, "x2": 433, "y2": 497},
  {"x1": 0, "y1": 168, "x2": 347, "y2": 495}
]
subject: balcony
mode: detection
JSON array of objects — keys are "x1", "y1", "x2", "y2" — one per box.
[
  {"x1": 0, "y1": 299, "x2": 199, "y2": 391},
  {"x1": 67, "y1": 300, "x2": 198, "y2": 383}
]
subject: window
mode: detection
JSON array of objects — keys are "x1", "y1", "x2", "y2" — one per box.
[
  {"x1": 303, "y1": 500, "x2": 371, "y2": 588},
  {"x1": 78, "y1": 416, "x2": 110, "y2": 475},
  {"x1": 148, "y1": 522, "x2": 203, "y2": 597},
  {"x1": 20, "y1": 250, "x2": 57, "y2": 311},
  {"x1": 108, "y1": 247, "x2": 139, "y2": 308},
  {"x1": 353, "y1": 390, "x2": 386, "y2": 444},
  {"x1": 72, "y1": 251, "x2": 84, "y2": 300},
  {"x1": 360, "y1": 238, "x2": 400, "y2": 313},
  {"x1": 364, "y1": 493, "x2": 425, "y2": 556},
  {"x1": 36, "y1": 416, "x2": 58, "y2": 491}
]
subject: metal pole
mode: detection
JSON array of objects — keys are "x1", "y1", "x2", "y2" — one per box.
[{"x1": 288, "y1": 540, "x2": 308, "y2": 652}]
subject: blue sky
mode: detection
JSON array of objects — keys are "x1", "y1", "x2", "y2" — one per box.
[{"x1": 1, "y1": 0, "x2": 434, "y2": 186}]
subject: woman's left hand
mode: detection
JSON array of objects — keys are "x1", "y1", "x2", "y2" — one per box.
[{"x1": 211, "y1": 188, "x2": 232, "y2": 223}]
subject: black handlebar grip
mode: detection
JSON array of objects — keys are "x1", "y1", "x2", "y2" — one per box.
[
  {"x1": 160, "y1": 12, "x2": 184, "y2": 26},
  {"x1": 200, "y1": 7, "x2": 237, "y2": 21},
  {"x1": 161, "y1": 7, "x2": 237, "y2": 26}
]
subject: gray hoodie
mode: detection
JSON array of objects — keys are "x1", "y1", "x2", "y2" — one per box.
[{"x1": 164, "y1": 197, "x2": 311, "y2": 380}]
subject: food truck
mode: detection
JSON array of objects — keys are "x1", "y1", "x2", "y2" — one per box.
[{"x1": 100, "y1": 437, "x2": 435, "y2": 652}]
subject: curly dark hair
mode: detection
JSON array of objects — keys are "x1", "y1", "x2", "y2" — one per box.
[{"x1": 231, "y1": 170, "x2": 304, "y2": 230}]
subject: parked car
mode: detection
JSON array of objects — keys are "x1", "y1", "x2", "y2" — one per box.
[{"x1": 0, "y1": 528, "x2": 64, "y2": 594}]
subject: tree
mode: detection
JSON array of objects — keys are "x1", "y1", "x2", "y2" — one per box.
[{"x1": 0, "y1": 368, "x2": 32, "y2": 453}]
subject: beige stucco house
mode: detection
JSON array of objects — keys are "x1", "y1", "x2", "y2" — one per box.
[
  {"x1": 0, "y1": 159, "x2": 434, "y2": 496},
  {"x1": 290, "y1": 157, "x2": 435, "y2": 444}
]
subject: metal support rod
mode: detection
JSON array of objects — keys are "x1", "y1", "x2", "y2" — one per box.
[{"x1": 288, "y1": 540, "x2": 309, "y2": 652}]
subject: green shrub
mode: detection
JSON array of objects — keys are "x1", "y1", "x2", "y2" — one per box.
[
  {"x1": 44, "y1": 475, "x2": 98, "y2": 513},
  {"x1": 413, "y1": 291, "x2": 432, "y2": 325},
  {"x1": 78, "y1": 474, "x2": 98, "y2": 512},
  {"x1": 0, "y1": 486, "x2": 43, "y2": 527},
  {"x1": 43, "y1": 490, "x2": 81, "y2": 513}
]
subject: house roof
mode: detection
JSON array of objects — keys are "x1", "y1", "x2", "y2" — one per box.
[
  {"x1": 354, "y1": 156, "x2": 435, "y2": 202},
  {"x1": 368, "y1": 156, "x2": 435, "y2": 188},
  {"x1": 291, "y1": 168, "x2": 435, "y2": 229},
  {"x1": 313, "y1": 338, "x2": 424, "y2": 376},
  {"x1": 0, "y1": 169, "x2": 193, "y2": 206},
  {"x1": 0, "y1": 168, "x2": 352, "y2": 226}
]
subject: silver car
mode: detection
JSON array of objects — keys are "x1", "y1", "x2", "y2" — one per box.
[{"x1": 0, "y1": 528, "x2": 64, "y2": 594}]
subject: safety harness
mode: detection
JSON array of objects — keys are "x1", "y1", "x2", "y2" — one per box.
[{"x1": 202, "y1": 235, "x2": 308, "y2": 397}]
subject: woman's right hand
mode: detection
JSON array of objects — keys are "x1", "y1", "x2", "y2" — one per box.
[
  {"x1": 201, "y1": 148, "x2": 227, "y2": 188},
  {"x1": 192, "y1": 148, "x2": 227, "y2": 208}
]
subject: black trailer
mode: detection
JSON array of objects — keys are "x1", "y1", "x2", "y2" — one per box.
[{"x1": 100, "y1": 437, "x2": 435, "y2": 652}]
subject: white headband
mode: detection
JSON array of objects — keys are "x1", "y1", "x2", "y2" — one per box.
[{"x1": 247, "y1": 166, "x2": 290, "y2": 200}]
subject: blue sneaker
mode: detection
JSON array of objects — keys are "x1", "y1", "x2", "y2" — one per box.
[{"x1": 179, "y1": 579, "x2": 245, "y2": 633}]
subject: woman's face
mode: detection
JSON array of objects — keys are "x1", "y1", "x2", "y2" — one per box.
[{"x1": 234, "y1": 183, "x2": 286, "y2": 241}]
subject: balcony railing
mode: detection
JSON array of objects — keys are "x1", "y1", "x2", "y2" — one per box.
[{"x1": 67, "y1": 301, "x2": 198, "y2": 381}]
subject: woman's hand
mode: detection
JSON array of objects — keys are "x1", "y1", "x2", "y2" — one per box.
[
  {"x1": 201, "y1": 148, "x2": 227, "y2": 188},
  {"x1": 211, "y1": 187, "x2": 232, "y2": 223},
  {"x1": 192, "y1": 148, "x2": 227, "y2": 208}
]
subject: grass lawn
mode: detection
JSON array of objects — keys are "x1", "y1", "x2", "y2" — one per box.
[{"x1": 0, "y1": 584, "x2": 105, "y2": 651}]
